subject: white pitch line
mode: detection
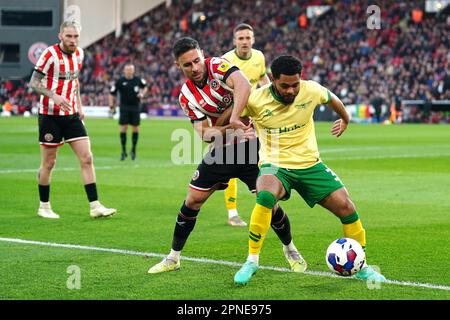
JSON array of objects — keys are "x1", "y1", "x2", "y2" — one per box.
[
  {"x1": 1, "y1": 152, "x2": 450, "y2": 175},
  {"x1": 0, "y1": 237, "x2": 449, "y2": 292},
  {"x1": 0, "y1": 163, "x2": 176, "y2": 174}
]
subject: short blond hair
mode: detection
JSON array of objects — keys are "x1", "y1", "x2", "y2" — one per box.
[{"x1": 60, "y1": 20, "x2": 81, "y2": 33}]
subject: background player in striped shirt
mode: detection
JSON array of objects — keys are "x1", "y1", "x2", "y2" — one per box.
[
  {"x1": 221, "y1": 23, "x2": 271, "y2": 227},
  {"x1": 29, "y1": 21, "x2": 116, "y2": 219},
  {"x1": 148, "y1": 38, "x2": 306, "y2": 274}
]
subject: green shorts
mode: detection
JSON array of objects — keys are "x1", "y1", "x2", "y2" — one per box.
[{"x1": 259, "y1": 162, "x2": 345, "y2": 208}]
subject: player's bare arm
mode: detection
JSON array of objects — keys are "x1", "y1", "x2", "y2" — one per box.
[
  {"x1": 213, "y1": 107, "x2": 255, "y2": 141},
  {"x1": 29, "y1": 71, "x2": 54, "y2": 98},
  {"x1": 214, "y1": 106, "x2": 233, "y2": 127},
  {"x1": 29, "y1": 70, "x2": 71, "y2": 112},
  {"x1": 226, "y1": 70, "x2": 251, "y2": 130},
  {"x1": 193, "y1": 118, "x2": 232, "y2": 143},
  {"x1": 328, "y1": 91, "x2": 350, "y2": 138}
]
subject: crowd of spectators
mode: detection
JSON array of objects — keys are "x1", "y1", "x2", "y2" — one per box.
[{"x1": 1, "y1": 0, "x2": 449, "y2": 123}]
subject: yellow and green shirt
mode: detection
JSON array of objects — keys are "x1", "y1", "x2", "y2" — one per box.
[
  {"x1": 242, "y1": 80, "x2": 331, "y2": 169},
  {"x1": 222, "y1": 48, "x2": 266, "y2": 90}
]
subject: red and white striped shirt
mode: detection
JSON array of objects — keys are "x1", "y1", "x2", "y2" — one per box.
[
  {"x1": 34, "y1": 44, "x2": 84, "y2": 116},
  {"x1": 178, "y1": 57, "x2": 238, "y2": 126}
]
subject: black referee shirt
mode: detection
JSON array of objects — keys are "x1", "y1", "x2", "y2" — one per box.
[{"x1": 110, "y1": 76, "x2": 146, "y2": 110}]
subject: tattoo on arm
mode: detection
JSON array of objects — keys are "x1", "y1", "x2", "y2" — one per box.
[{"x1": 29, "y1": 71, "x2": 54, "y2": 98}]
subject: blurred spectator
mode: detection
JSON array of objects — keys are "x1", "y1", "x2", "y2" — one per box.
[{"x1": 1, "y1": 0, "x2": 449, "y2": 120}]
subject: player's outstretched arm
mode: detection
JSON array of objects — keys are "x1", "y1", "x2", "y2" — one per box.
[
  {"x1": 328, "y1": 91, "x2": 350, "y2": 138},
  {"x1": 226, "y1": 70, "x2": 251, "y2": 130}
]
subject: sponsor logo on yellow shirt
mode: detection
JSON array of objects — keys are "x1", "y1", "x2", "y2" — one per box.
[{"x1": 295, "y1": 100, "x2": 312, "y2": 110}]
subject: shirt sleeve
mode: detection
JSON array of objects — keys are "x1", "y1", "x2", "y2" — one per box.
[
  {"x1": 209, "y1": 57, "x2": 239, "y2": 83},
  {"x1": 179, "y1": 93, "x2": 207, "y2": 123},
  {"x1": 77, "y1": 47, "x2": 84, "y2": 71},
  {"x1": 316, "y1": 82, "x2": 331, "y2": 104},
  {"x1": 260, "y1": 52, "x2": 267, "y2": 78},
  {"x1": 34, "y1": 48, "x2": 54, "y2": 75}
]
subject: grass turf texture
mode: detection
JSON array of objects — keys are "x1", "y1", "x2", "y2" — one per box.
[{"x1": 0, "y1": 117, "x2": 449, "y2": 299}]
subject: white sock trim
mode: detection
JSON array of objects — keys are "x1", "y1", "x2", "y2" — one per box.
[
  {"x1": 283, "y1": 241, "x2": 297, "y2": 252},
  {"x1": 168, "y1": 249, "x2": 181, "y2": 261},
  {"x1": 89, "y1": 200, "x2": 100, "y2": 209},
  {"x1": 40, "y1": 201, "x2": 50, "y2": 208},
  {"x1": 247, "y1": 254, "x2": 259, "y2": 265},
  {"x1": 228, "y1": 209, "x2": 239, "y2": 218}
]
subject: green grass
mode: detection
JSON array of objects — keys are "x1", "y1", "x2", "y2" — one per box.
[{"x1": 0, "y1": 117, "x2": 449, "y2": 300}]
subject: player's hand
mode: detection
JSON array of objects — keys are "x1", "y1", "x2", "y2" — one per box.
[
  {"x1": 78, "y1": 109, "x2": 85, "y2": 120},
  {"x1": 331, "y1": 119, "x2": 348, "y2": 138},
  {"x1": 235, "y1": 124, "x2": 256, "y2": 142},
  {"x1": 242, "y1": 127, "x2": 257, "y2": 141},
  {"x1": 230, "y1": 115, "x2": 251, "y2": 131},
  {"x1": 53, "y1": 94, "x2": 71, "y2": 112}
]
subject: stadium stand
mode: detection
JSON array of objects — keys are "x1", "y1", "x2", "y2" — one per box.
[{"x1": 1, "y1": 0, "x2": 449, "y2": 122}]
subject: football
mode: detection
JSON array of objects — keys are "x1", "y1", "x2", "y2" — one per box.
[{"x1": 326, "y1": 238, "x2": 366, "y2": 276}]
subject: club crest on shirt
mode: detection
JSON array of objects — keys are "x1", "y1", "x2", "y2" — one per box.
[
  {"x1": 192, "y1": 170, "x2": 200, "y2": 181},
  {"x1": 295, "y1": 100, "x2": 312, "y2": 110},
  {"x1": 44, "y1": 133, "x2": 53, "y2": 142},
  {"x1": 222, "y1": 94, "x2": 233, "y2": 106},
  {"x1": 210, "y1": 79, "x2": 220, "y2": 91}
]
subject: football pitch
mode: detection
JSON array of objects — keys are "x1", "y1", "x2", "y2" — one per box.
[{"x1": 0, "y1": 117, "x2": 449, "y2": 300}]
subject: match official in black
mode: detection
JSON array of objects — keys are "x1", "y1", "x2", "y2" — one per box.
[{"x1": 109, "y1": 63, "x2": 147, "y2": 160}]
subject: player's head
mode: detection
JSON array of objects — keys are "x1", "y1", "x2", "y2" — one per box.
[
  {"x1": 123, "y1": 63, "x2": 135, "y2": 79},
  {"x1": 271, "y1": 55, "x2": 303, "y2": 104},
  {"x1": 233, "y1": 23, "x2": 254, "y2": 57},
  {"x1": 173, "y1": 37, "x2": 206, "y2": 85},
  {"x1": 58, "y1": 20, "x2": 81, "y2": 54}
]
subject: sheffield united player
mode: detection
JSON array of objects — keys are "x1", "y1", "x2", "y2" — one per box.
[
  {"x1": 148, "y1": 37, "x2": 306, "y2": 275},
  {"x1": 29, "y1": 21, "x2": 116, "y2": 219}
]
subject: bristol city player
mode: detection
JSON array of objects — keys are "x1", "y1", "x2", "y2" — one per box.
[{"x1": 148, "y1": 37, "x2": 303, "y2": 275}]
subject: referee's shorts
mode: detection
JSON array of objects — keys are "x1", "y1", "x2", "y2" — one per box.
[{"x1": 119, "y1": 107, "x2": 141, "y2": 126}]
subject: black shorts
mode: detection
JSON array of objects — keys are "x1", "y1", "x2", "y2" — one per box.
[
  {"x1": 38, "y1": 113, "x2": 88, "y2": 147},
  {"x1": 119, "y1": 109, "x2": 140, "y2": 126},
  {"x1": 189, "y1": 141, "x2": 259, "y2": 192}
]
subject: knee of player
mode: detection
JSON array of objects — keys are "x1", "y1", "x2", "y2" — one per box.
[
  {"x1": 185, "y1": 194, "x2": 206, "y2": 211},
  {"x1": 340, "y1": 198, "x2": 356, "y2": 216},
  {"x1": 80, "y1": 153, "x2": 94, "y2": 166},
  {"x1": 43, "y1": 158, "x2": 57, "y2": 170}
]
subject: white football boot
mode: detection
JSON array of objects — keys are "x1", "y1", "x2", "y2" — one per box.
[
  {"x1": 37, "y1": 202, "x2": 60, "y2": 219},
  {"x1": 89, "y1": 201, "x2": 116, "y2": 218}
]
